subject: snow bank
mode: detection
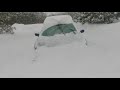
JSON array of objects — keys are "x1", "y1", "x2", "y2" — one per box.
[{"x1": 12, "y1": 23, "x2": 43, "y2": 33}]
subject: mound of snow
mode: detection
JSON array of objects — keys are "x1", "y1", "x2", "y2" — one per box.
[
  {"x1": 12, "y1": 23, "x2": 43, "y2": 33},
  {"x1": 41, "y1": 15, "x2": 75, "y2": 34},
  {"x1": 35, "y1": 32, "x2": 86, "y2": 48}
]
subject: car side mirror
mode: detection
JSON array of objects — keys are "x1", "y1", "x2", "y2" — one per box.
[
  {"x1": 80, "y1": 30, "x2": 85, "y2": 33},
  {"x1": 35, "y1": 33, "x2": 39, "y2": 37}
]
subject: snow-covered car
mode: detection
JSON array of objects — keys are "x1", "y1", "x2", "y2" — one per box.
[{"x1": 34, "y1": 15, "x2": 86, "y2": 50}]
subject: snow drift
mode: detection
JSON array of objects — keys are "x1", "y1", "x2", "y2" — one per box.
[
  {"x1": 34, "y1": 33, "x2": 86, "y2": 48},
  {"x1": 1, "y1": 22, "x2": 120, "y2": 77}
]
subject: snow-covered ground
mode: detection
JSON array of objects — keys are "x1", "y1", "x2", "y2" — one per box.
[{"x1": 1, "y1": 22, "x2": 120, "y2": 78}]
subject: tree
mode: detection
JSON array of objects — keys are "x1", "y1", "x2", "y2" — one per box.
[
  {"x1": 0, "y1": 12, "x2": 46, "y2": 34},
  {"x1": 67, "y1": 12, "x2": 119, "y2": 24}
]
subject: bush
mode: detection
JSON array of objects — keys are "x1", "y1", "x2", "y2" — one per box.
[
  {"x1": 0, "y1": 25, "x2": 14, "y2": 34},
  {"x1": 0, "y1": 12, "x2": 16, "y2": 34}
]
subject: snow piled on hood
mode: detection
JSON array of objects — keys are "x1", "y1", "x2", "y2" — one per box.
[{"x1": 35, "y1": 32, "x2": 85, "y2": 48}]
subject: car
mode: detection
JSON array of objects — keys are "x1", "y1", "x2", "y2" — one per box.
[{"x1": 34, "y1": 15, "x2": 87, "y2": 50}]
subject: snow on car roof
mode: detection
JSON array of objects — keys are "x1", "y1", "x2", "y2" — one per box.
[{"x1": 41, "y1": 15, "x2": 74, "y2": 33}]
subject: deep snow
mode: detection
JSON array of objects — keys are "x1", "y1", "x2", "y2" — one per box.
[{"x1": 1, "y1": 22, "x2": 120, "y2": 78}]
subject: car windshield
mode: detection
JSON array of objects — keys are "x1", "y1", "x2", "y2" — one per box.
[{"x1": 42, "y1": 24, "x2": 77, "y2": 36}]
